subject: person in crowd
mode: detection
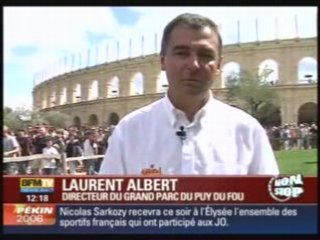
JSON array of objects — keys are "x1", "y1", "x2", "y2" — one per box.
[
  {"x1": 65, "y1": 133, "x2": 83, "y2": 173},
  {"x1": 15, "y1": 129, "x2": 33, "y2": 173},
  {"x1": 41, "y1": 136, "x2": 60, "y2": 175},
  {"x1": 83, "y1": 130, "x2": 99, "y2": 175},
  {"x1": 3, "y1": 125, "x2": 21, "y2": 175},
  {"x1": 16, "y1": 129, "x2": 33, "y2": 156},
  {"x1": 32, "y1": 126, "x2": 51, "y2": 154}
]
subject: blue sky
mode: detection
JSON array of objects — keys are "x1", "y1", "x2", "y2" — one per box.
[{"x1": 4, "y1": 7, "x2": 317, "y2": 110}]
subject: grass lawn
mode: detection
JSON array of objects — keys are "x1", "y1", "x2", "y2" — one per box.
[{"x1": 275, "y1": 149, "x2": 317, "y2": 176}]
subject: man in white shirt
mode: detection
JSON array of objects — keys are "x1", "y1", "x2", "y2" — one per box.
[
  {"x1": 3, "y1": 125, "x2": 21, "y2": 175},
  {"x1": 41, "y1": 137, "x2": 59, "y2": 175},
  {"x1": 83, "y1": 130, "x2": 99, "y2": 175},
  {"x1": 99, "y1": 13, "x2": 279, "y2": 175}
]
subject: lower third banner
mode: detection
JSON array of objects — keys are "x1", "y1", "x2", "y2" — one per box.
[{"x1": 3, "y1": 204, "x2": 317, "y2": 234}]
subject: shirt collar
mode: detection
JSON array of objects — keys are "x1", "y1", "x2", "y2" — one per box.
[{"x1": 162, "y1": 92, "x2": 214, "y2": 128}]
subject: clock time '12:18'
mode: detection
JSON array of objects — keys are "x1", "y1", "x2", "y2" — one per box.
[{"x1": 25, "y1": 194, "x2": 49, "y2": 202}]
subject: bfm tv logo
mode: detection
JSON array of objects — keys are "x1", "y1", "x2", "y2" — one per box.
[
  {"x1": 20, "y1": 178, "x2": 55, "y2": 194},
  {"x1": 268, "y1": 174, "x2": 304, "y2": 202}
]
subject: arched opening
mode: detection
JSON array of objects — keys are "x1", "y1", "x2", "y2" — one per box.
[
  {"x1": 88, "y1": 114, "x2": 99, "y2": 127},
  {"x1": 50, "y1": 91, "x2": 56, "y2": 107},
  {"x1": 157, "y1": 71, "x2": 168, "y2": 93},
  {"x1": 60, "y1": 87, "x2": 67, "y2": 104},
  {"x1": 73, "y1": 84, "x2": 82, "y2": 102},
  {"x1": 89, "y1": 80, "x2": 99, "y2": 100},
  {"x1": 73, "y1": 116, "x2": 81, "y2": 128},
  {"x1": 130, "y1": 72, "x2": 144, "y2": 95},
  {"x1": 258, "y1": 59, "x2": 279, "y2": 85},
  {"x1": 108, "y1": 76, "x2": 120, "y2": 97},
  {"x1": 298, "y1": 102, "x2": 317, "y2": 124},
  {"x1": 297, "y1": 57, "x2": 317, "y2": 84},
  {"x1": 42, "y1": 94, "x2": 47, "y2": 108},
  {"x1": 109, "y1": 112, "x2": 120, "y2": 125},
  {"x1": 221, "y1": 62, "x2": 240, "y2": 88}
]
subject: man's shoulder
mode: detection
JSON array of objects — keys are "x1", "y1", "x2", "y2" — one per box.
[
  {"x1": 120, "y1": 98, "x2": 164, "y2": 124},
  {"x1": 212, "y1": 98, "x2": 261, "y2": 126}
]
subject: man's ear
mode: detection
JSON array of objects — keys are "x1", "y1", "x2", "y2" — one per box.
[
  {"x1": 217, "y1": 55, "x2": 223, "y2": 71},
  {"x1": 216, "y1": 56, "x2": 223, "y2": 75},
  {"x1": 160, "y1": 54, "x2": 165, "y2": 71}
]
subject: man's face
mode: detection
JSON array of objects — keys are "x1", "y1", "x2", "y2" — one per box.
[
  {"x1": 161, "y1": 25, "x2": 221, "y2": 96},
  {"x1": 38, "y1": 127, "x2": 47, "y2": 136},
  {"x1": 89, "y1": 133, "x2": 98, "y2": 141},
  {"x1": 18, "y1": 131, "x2": 25, "y2": 137}
]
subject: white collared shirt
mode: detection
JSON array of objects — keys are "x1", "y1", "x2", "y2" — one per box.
[
  {"x1": 99, "y1": 94, "x2": 279, "y2": 175},
  {"x1": 42, "y1": 146, "x2": 59, "y2": 169}
]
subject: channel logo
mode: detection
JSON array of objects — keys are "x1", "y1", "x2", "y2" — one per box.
[
  {"x1": 20, "y1": 178, "x2": 55, "y2": 194},
  {"x1": 4, "y1": 204, "x2": 56, "y2": 225},
  {"x1": 268, "y1": 174, "x2": 304, "y2": 202}
]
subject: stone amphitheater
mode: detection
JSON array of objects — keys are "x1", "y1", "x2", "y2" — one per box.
[{"x1": 33, "y1": 37, "x2": 317, "y2": 127}]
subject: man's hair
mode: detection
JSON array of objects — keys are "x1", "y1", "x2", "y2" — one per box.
[{"x1": 160, "y1": 13, "x2": 222, "y2": 60}]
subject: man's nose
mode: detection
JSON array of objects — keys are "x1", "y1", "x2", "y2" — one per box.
[{"x1": 187, "y1": 54, "x2": 200, "y2": 70}]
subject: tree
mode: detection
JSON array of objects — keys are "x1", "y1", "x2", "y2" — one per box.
[
  {"x1": 3, "y1": 106, "x2": 71, "y2": 132},
  {"x1": 4, "y1": 106, "x2": 13, "y2": 115},
  {"x1": 225, "y1": 70, "x2": 281, "y2": 127},
  {"x1": 4, "y1": 107, "x2": 32, "y2": 132},
  {"x1": 40, "y1": 111, "x2": 70, "y2": 128}
]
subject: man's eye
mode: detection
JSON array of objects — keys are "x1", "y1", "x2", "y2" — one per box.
[
  {"x1": 199, "y1": 53, "x2": 214, "y2": 59},
  {"x1": 175, "y1": 51, "x2": 188, "y2": 56}
]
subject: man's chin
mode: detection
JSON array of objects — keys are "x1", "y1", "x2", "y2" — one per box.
[{"x1": 181, "y1": 86, "x2": 206, "y2": 96}]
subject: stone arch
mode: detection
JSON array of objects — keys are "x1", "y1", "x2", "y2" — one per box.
[
  {"x1": 89, "y1": 80, "x2": 99, "y2": 100},
  {"x1": 221, "y1": 62, "x2": 241, "y2": 88},
  {"x1": 73, "y1": 116, "x2": 81, "y2": 127},
  {"x1": 130, "y1": 72, "x2": 144, "y2": 95},
  {"x1": 73, "y1": 83, "x2": 82, "y2": 102},
  {"x1": 157, "y1": 71, "x2": 168, "y2": 93},
  {"x1": 108, "y1": 112, "x2": 120, "y2": 125},
  {"x1": 50, "y1": 90, "x2": 56, "y2": 107},
  {"x1": 298, "y1": 102, "x2": 317, "y2": 124},
  {"x1": 297, "y1": 57, "x2": 317, "y2": 84},
  {"x1": 60, "y1": 87, "x2": 67, "y2": 104},
  {"x1": 88, "y1": 114, "x2": 99, "y2": 127},
  {"x1": 258, "y1": 59, "x2": 279, "y2": 85},
  {"x1": 42, "y1": 94, "x2": 47, "y2": 108},
  {"x1": 108, "y1": 76, "x2": 120, "y2": 97}
]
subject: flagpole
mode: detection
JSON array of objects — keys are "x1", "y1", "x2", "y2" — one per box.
[
  {"x1": 141, "y1": 35, "x2": 144, "y2": 57},
  {"x1": 106, "y1": 43, "x2": 108, "y2": 63},
  {"x1": 71, "y1": 54, "x2": 74, "y2": 71},
  {"x1": 117, "y1": 41, "x2": 119, "y2": 61},
  {"x1": 64, "y1": 56, "x2": 68, "y2": 73},
  {"x1": 237, "y1": 20, "x2": 240, "y2": 44},
  {"x1": 87, "y1": 49, "x2": 90, "y2": 67},
  {"x1": 129, "y1": 38, "x2": 132, "y2": 58},
  {"x1": 78, "y1": 52, "x2": 82, "y2": 69},
  {"x1": 155, "y1": 33, "x2": 157, "y2": 53},
  {"x1": 294, "y1": 15, "x2": 299, "y2": 39},
  {"x1": 95, "y1": 46, "x2": 99, "y2": 65},
  {"x1": 275, "y1": 17, "x2": 279, "y2": 41},
  {"x1": 255, "y1": 18, "x2": 259, "y2": 42}
]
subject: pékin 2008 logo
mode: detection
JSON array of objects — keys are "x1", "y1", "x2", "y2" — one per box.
[{"x1": 268, "y1": 174, "x2": 304, "y2": 202}]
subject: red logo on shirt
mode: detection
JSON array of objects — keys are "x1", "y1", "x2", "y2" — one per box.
[{"x1": 141, "y1": 165, "x2": 162, "y2": 176}]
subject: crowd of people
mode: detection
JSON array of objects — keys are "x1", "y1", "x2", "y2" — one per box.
[
  {"x1": 266, "y1": 122, "x2": 318, "y2": 151},
  {"x1": 3, "y1": 121, "x2": 317, "y2": 176},
  {"x1": 3, "y1": 124, "x2": 115, "y2": 175}
]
